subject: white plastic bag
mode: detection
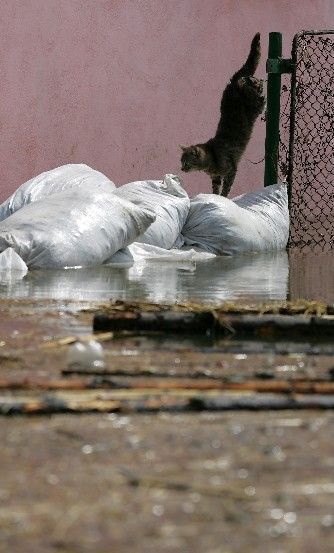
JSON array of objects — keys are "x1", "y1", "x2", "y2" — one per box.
[
  {"x1": 0, "y1": 189, "x2": 155, "y2": 269},
  {"x1": 0, "y1": 164, "x2": 115, "y2": 221},
  {"x1": 129, "y1": 242, "x2": 216, "y2": 262},
  {"x1": 0, "y1": 247, "x2": 28, "y2": 283},
  {"x1": 114, "y1": 174, "x2": 189, "y2": 249},
  {"x1": 182, "y1": 183, "x2": 289, "y2": 255},
  {"x1": 67, "y1": 340, "x2": 105, "y2": 369}
]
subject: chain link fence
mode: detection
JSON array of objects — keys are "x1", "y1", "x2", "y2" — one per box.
[{"x1": 282, "y1": 31, "x2": 334, "y2": 252}]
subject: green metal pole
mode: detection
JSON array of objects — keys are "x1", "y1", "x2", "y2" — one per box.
[{"x1": 264, "y1": 32, "x2": 282, "y2": 186}]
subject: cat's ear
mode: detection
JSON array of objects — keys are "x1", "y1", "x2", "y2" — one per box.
[
  {"x1": 193, "y1": 146, "x2": 201, "y2": 157},
  {"x1": 179, "y1": 144, "x2": 188, "y2": 151}
]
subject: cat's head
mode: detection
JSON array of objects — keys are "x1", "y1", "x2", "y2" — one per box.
[{"x1": 180, "y1": 145, "x2": 205, "y2": 172}]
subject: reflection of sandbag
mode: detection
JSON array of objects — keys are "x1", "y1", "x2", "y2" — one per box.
[
  {"x1": 0, "y1": 189, "x2": 155, "y2": 269},
  {"x1": 182, "y1": 183, "x2": 289, "y2": 255},
  {"x1": 115, "y1": 175, "x2": 189, "y2": 249},
  {"x1": 127, "y1": 250, "x2": 289, "y2": 304},
  {"x1": 183, "y1": 250, "x2": 289, "y2": 301},
  {"x1": 1, "y1": 249, "x2": 288, "y2": 303},
  {"x1": 2, "y1": 266, "x2": 134, "y2": 302},
  {"x1": 0, "y1": 164, "x2": 115, "y2": 221}
]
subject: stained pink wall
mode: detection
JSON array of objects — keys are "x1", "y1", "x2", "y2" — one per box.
[{"x1": 0, "y1": 0, "x2": 333, "y2": 201}]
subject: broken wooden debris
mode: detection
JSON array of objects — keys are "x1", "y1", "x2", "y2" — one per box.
[
  {"x1": 0, "y1": 396, "x2": 122, "y2": 415},
  {"x1": 93, "y1": 311, "x2": 220, "y2": 334},
  {"x1": 93, "y1": 310, "x2": 334, "y2": 338},
  {"x1": 3, "y1": 376, "x2": 334, "y2": 394},
  {"x1": 40, "y1": 331, "x2": 113, "y2": 349},
  {"x1": 188, "y1": 394, "x2": 334, "y2": 411},
  {"x1": 220, "y1": 314, "x2": 334, "y2": 338},
  {"x1": 88, "y1": 299, "x2": 334, "y2": 316},
  {"x1": 2, "y1": 371, "x2": 334, "y2": 415},
  {"x1": 2, "y1": 391, "x2": 334, "y2": 415}
]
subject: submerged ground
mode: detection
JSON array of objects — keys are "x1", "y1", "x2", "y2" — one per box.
[
  {"x1": 0, "y1": 250, "x2": 332, "y2": 304},
  {"x1": 0, "y1": 251, "x2": 333, "y2": 552}
]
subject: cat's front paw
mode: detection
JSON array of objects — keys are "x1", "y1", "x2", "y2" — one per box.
[{"x1": 249, "y1": 76, "x2": 264, "y2": 92}]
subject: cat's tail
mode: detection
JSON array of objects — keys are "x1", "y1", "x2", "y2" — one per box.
[{"x1": 231, "y1": 33, "x2": 261, "y2": 81}]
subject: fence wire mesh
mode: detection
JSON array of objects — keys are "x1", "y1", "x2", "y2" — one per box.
[
  {"x1": 278, "y1": 74, "x2": 291, "y2": 183},
  {"x1": 285, "y1": 31, "x2": 334, "y2": 252}
]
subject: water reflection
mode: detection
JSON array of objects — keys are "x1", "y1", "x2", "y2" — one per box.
[
  {"x1": 0, "y1": 251, "x2": 289, "y2": 303},
  {"x1": 128, "y1": 251, "x2": 289, "y2": 303},
  {"x1": 289, "y1": 250, "x2": 333, "y2": 303}
]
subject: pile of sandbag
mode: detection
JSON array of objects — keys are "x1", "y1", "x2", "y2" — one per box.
[
  {"x1": 0, "y1": 163, "x2": 289, "y2": 271},
  {"x1": 0, "y1": 165, "x2": 154, "y2": 269}
]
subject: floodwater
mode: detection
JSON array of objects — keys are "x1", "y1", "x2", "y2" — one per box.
[{"x1": 0, "y1": 249, "x2": 332, "y2": 304}]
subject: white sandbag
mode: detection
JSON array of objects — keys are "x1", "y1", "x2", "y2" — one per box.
[
  {"x1": 0, "y1": 164, "x2": 115, "y2": 221},
  {"x1": 114, "y1": 174, "x2": 189, "y2": 249},
  {"x1": 0, "y1": 189, "x2": 155, "y2": 269},
  {"x1": 103, "y1": 248, "x2": 134, "y2": 268},
  {"x1": 182, "y1": 183, "x2": 289, "y2": 255}
]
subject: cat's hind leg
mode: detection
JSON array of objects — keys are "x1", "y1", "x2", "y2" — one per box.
[{"x1": 212, "y1": 176, "x2": 222, "y2": 195}]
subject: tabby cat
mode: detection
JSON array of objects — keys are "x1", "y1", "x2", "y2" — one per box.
[{"x1": 180, "y1": 33, "x2": 265, "y2": 196}]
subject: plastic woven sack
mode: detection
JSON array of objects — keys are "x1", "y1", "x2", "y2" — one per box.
[
  {"x1": 0, "y1": 188, "x2": 155, "y2": 269},
  {"x1": 182, "y1": 183, "x2": 289, "y2": 255},
  {"x1": 114, "y1": 174, "x2": 189, "y2": 249},
  {"x1": 0, "y1": 164, "x2": 115, "y2": 221}
]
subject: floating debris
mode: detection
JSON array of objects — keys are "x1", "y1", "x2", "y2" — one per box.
[{"x1": 92, "y1": 301, "x2": 334, "y2": 339}]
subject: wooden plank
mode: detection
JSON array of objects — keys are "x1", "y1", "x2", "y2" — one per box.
[
  {"x1": 2, "y1": 376, "x2": 334, "y2": 394},
  {"x1": 2, "y1": 390, "x2": 334, "y2": 414},
  {"x1": 93, "y1": 310, "x2": 334, "y2": 338}
]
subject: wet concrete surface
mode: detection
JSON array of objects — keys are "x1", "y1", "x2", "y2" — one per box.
[
  {"x1": 1, "y1": 411, "x2": 334, "y2": 553},
  {"x1": 0, "y1": 247, "x2": 333, "y2": 552},
  {"x1": 0, "y1": 295, "x2": 334, "y2": 551}
]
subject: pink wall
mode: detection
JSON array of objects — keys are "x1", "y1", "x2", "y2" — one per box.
[{"x1": 0, "y1": 0, "x2": 333, "y2": 201}]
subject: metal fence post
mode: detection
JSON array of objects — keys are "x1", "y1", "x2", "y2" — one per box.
[{"x1": 264, "y1": 32, "x2": 282, "y2": 186}]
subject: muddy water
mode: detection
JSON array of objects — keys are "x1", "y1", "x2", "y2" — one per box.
[{"x1": 0, "y1": 250, "x2": 332, "y2": 304}]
